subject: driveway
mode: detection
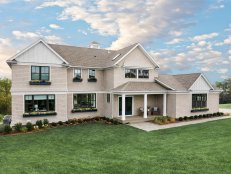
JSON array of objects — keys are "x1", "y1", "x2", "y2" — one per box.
[{"x1": 129, "y1": 115, "x2": 231, "y2": 132}]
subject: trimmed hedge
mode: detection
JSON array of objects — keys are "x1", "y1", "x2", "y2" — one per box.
[{"x1": 177, "y1": 112, "x2": 225, "y2": 122}]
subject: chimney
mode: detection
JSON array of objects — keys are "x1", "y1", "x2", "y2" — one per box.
[{"x1": 89, "y1": 41, "x2": 100, "y2": 49}]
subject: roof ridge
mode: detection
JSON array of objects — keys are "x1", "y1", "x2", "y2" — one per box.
[{"x1": 172, "y1": 72, "x2": 201, "y2": 76}]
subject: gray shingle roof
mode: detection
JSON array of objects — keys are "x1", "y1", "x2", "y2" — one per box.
[
  {"x1": 156, "y1": 73, "x2": 201, "y2": 91},
  {"x1": 48, "y1": 43, "x2": 138, "y2": 67},
  {"x1": 113, "y1": 82, "x2": 170, "y2": 92}
]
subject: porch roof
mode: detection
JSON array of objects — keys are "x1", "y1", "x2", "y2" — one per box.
[{"x1": 113, "y1": 81, "x2": 171, "y2": 92}]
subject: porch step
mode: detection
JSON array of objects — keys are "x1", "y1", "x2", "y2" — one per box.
[{"x1": 114, "y1": 116, "x2": 154, "y2": 124}]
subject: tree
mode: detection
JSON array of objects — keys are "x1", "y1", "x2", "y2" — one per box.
[
  {"x1": 0, "y1": 78, "x2": 11, "y2": 115},
  {"x1": 216, "y1": 78, "x2": 231, "y2": 104}
]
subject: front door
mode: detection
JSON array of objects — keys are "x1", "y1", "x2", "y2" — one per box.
[{"x1": 119, "y1": 96, "x2": 133, "y2": 116}]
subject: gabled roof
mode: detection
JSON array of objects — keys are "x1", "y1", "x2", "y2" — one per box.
[
  {"x1": 156, "y1": 73, "x2": 213, "y2": 91},
  {"x1": 113, "y1": 82, "x2": 170, "y2": 92}
]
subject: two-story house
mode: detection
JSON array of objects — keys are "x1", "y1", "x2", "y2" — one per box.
[{"x1": 7, "y1": 39, "x2": 221, "y2": 124}]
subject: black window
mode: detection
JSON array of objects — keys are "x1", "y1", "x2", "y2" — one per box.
[
  {"x1": 31, "y1": 66, "x2": 50, "y2": 81},
  {"x1": 74, "y1": 69, "x2": 81, "y2": 78},
  {"x1": 107, "y1": 94, "x2": 110, "y2": 103},
  {"x1": 89, "y1": 69, "x2": 96, "y2": 78},
  {"x1": 73, "y1": 93, "x2": 96, "y2": 109},
  {"x1": 25, "y1": 95, "x2": 55, "y2": 112},
  {"x1": 192, "y1": 94, "x2": 207, "y2": 109},
  {"x1": 138, "y1": 69, "x2": 149, "y2": 78},
  {"x1": 125, "y1": 69, "x2": 137, "y2": 78}
]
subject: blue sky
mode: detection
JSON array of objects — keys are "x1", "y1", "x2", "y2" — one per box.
[{"x1": 0, "y1": 0, "x2": 230, "y2": 84}]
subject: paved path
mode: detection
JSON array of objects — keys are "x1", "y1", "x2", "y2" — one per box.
[
  {"x1": 129, "y1": 116, "x2": 231, "y2": 132},
  {"x1": 219, "y1": 108, "x2": 231, "y2": 113}
]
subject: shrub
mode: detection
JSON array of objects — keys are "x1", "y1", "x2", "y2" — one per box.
[
  {"x1": 220, "y1": 112, "x2": 224, "y2": 116},
  {"x1": 58, "y1": 121, "x2": 63, "y2": 125},
  {"x1": 202, "y1": 114, "x2": 206, "y2": 118},
  {"x1": 36, "y1": 120, "x2": 43, "y2": 129},
  {"x1": 0, "y1": 124, "x2": 4, "y2": 133},
  {"x1": 189, "y1": 116, "x2": 194, "y2": 120},
  {"x1": 194, "y1": 115, "x2": 198, "y2": 119},
  {"x1": 178, "y1": 117, "x2": 183, "y2": 121},
  {"x1": 198, "y1": 115, "x2": 202, "y2": 119},
  {"x1": 183, "y1": 116, "x2": 188, "y2": 121},
  {"x1": 21, "y1": 127, "x2": 27, "y2": 133},
  {"x1": 51, "y1": 122, "x2": 57, "y2": 127},
  {"x1": 65, "y1": 120, "x2": 70, "y2": 124},
  {"x1": 213, "y1": 113, "x2": 217, "y2": 117},
  {"x1": 14, "y1": 122, "x2": 23, "y2": 132},
  {"x1": 26, "y1": 122, "x2": 33, "y2": 131},
  {"x1": 0, "y1": 114, "x2": 3, "y2": 122},
  {"x1": 4, "y1": 125, "x2": 12, "y2": 134},
  {"x1": 69, "y1": 119, "x2": 76, "y2": 124},
  {"x1": 77, "y1": 119, "x2": 83, "y2": 124},
  {"x1": 43, "y1": 119, "x2": 49, "y2": 125}
]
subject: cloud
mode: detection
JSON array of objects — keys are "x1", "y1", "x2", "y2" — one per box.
[
  {"x1": 37, "y1": 0, "x2": 205, "y2": 49},
  {"x1": 217, "y1": 69, "x2": 228, "y2": 74},
  {"x1": 192, "y1": 32, "x2": 219, "y2": 42},
  {"x1": 224, "y1": 35, "x2": 231, "y2": 44},
  {"x1": 0, "y1": 37, "x2": 16, "y2": 78},
  {"x1": 49, "y1": 24, "x2": 63, "y2": 29},
  {"x1": 166, "y1": 38, "x2": 183, "y2": 45},
  {"x1": 12, "y1": 30, "x2": 39, "y2": 40},
  {"x1": 0, "y1": 0, "x2": 10, "y2": 4},
  {"x1": 77, "y1": 29, "x2": 87, "y2": 36}
]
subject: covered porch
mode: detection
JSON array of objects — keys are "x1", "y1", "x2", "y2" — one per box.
[{"x1": 112, "y1": 93, "x2": 167, "y2": 121}]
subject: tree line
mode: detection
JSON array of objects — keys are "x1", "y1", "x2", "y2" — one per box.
[
  {"x1": 216, "y1": 78, "x2": 231, "y2": 104},
  {"x1": 0, "y1": 78, "x2": 11, "y2": 115}
]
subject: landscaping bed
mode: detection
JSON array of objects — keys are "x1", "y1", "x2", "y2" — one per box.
[
  {"x1": 0, "y1": 116, "x2": 120, "y2": 136},
  {"x1": 152, "y1": 112, "x2": 229, "y2": 125}
]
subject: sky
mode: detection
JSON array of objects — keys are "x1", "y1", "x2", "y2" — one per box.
[{"x1": 0, "y1": 0, "x2": 230, "y2": 84}]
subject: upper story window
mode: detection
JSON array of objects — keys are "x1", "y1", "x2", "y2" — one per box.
[
  {"x1": 125, "y1": 69, "x2": 137, "y2": 78},
  {"x1": 74, "y1": 68, "x2": 82, "y2": 78},
  {"x1": 192, "y1": 94, "x2": 207, "y2": 109},
  {"x1": 89, "y1": 69, "x2": 96, "y2": 79},
  {"x1": 31, "y1": 66, "x2": 50, "y2": 81},
  {"x1": 125, "y1": 68, "x2": 149, "y2": 79},
  {"x1": 138, "y1": 69, "x2": 149, "y2": 78},
  {"x1": 107, "y1": 93, "x2": 110, "y2": 103}
]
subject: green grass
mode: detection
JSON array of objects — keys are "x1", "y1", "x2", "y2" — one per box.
[
  {"x1": 219, "y1": 103, "x2": 231, "y2": 109},
  {"x1": 1, "y1": 120, "x2": 231, "y2": 174}
]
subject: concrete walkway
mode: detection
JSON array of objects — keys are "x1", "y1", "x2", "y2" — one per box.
[
  {"x1": 219, "y1": 108, "x2": 231, "y2": 113},
  {"x1": 129, "y1": 115, "x2": 231, "y2": 132}
]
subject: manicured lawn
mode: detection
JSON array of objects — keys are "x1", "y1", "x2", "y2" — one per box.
[
  {"x1": 1, "y1": 120, "x2": 231, "y2": 174},
  {"x1": 220, "y1": 103, "x2": 231, "y2": 109}
]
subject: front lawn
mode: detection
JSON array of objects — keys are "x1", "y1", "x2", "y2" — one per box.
[
  {"x1": 1, "y1": 120, "x2": 231, "y2": 174},
  {"x1": 220, "y1": 103, "x2": 231, "y2": 109}
]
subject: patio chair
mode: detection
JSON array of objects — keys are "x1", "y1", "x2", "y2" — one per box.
[{"x1": 151, "y1": 107, "x2": 160, "y2": 115}]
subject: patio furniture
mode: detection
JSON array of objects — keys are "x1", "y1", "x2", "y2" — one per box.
[
  {"x1": 139, "y1": 106, "x2": 151, "y2": 116},
  {"x1": 151, "y1": 107, "x2": 160, "y2": 115}
]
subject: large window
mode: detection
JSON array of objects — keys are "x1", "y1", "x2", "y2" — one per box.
[
  {"x1": 74, "y1": 68, "x2": 81, "y2": 78},
  {"x1": 125, "y1": 68, "x2": 149, "y2": 79},
  {"x1": 89, "y1": 69, "x2": 96, "y2": 78},
  {"x1": 138, "y1": 69, "x2": 149, "y2": 78},
  {"x1": 125, "y1": 69, "x2": 137, "y2": 78},
  {"x1": 192, "y1": 94, "x2": 207, "y2": 109},
  {"x1": 25, "y1": 95, "x2": 55, "y2": 112},
  {"x1": 31, "y1": 66, "x2": 50, "y2": 81},
  {"x1": 73, "y1": 93, "x2": 96, "y2": 109}
]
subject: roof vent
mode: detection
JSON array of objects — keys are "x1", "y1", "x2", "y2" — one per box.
[{"x1": 89, "y1": 41, "x2": 100, "y2": 49}]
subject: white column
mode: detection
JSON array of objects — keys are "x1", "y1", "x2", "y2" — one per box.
[
  {"x1": 144, "y1": 94, "x2": 147, "y2": 118},
  {"x1": 122, "y1": 94, "x2": 126, "y2": 121},
  {"x1": 163, "y1": 93, "x2": 167, "y2": 116}
]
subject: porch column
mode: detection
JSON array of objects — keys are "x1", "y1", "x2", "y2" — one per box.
[
  {"x1": 163, "y1": 93, "x2": 167, "y2": 116},
  {"x1": 144, "y1": 94, "x2": 147, "y2": 118},
  {"x1": 122, "y1": 94, "x2": 126, "y2": 121}
]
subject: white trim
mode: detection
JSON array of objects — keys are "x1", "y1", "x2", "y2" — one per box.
[
  {"x1": 155, "y1": 79, "x2": 175, "y2": 90},
  {"x1": 13, "y1": 62, "x2": 67, "y2": 67},
  {"x1": 118, "y1": 95, "x2": 134, "y2": 116},
  {"x1": 7, "y1": 39, "x2": 69, "y2": 65},
  {"x1": 189, "y1": 74, "x2": 214, "y2": 90},
  {"x1": 114, "y1": 43, "x2": 160, "y2": 68},
  {"x1": 112, "y1": 53, "x2": 121, "y2": 60}
]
